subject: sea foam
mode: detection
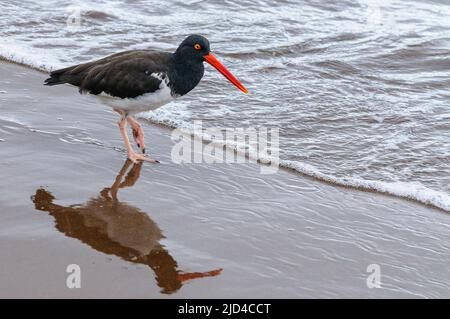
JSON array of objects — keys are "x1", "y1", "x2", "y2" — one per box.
[{"x1": 137, "y1": 111, "x2": 450, "y2": 212}]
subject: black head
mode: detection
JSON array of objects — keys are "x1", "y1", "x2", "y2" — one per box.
[
  {"x1": 173, "y1": 34, "x2": 248, "y2": 94},
  {"x1": 174, "y1": 35, "x2": 210, "y2": 63}
]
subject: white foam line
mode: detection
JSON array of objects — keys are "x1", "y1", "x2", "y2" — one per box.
[
  {"x1": 280, "y1": 160, "x2": 450, "y2": 212},
  {"x1": 139, "y1": 111, "x2": 450, "y2": 212},
  {"x1": 0, "y1": 43, "x2": 61, "y2": 72}
]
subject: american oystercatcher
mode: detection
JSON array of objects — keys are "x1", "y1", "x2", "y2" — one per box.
[{"x1": 44, "y1": 35, "x2": 248, "y2": 163}]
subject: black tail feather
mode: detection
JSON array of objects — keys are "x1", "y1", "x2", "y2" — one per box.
[
  {"x1": 44, "y1": 76, "x2": 64, "y2": 86},
  {"x1": 44, "y1": 65, "x2": 78, "y2": 86}
]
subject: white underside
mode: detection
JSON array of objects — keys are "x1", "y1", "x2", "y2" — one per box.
[{"x1": 96, "y1": 74, "x2": 176, "y2": 115}]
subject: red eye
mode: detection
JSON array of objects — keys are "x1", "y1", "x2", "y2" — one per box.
[{"x1": 194, "y1": 43, "x2": 201, "y2": 50}]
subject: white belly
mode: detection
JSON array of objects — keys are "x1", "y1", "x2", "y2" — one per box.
[{"x1": 96, "y1": 77, "x2": 175, "y2": 115}]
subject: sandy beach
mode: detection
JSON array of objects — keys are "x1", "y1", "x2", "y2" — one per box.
[{"x1": 1, "y1": 60, "x2": 450, "y2": 298}]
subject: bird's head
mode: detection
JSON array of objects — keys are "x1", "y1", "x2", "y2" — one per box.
[
  {"x1": 176, "y1": 34, "x2": 211, "y2": 62},
  {"x1": 175, "y1": 34, "x2": 248, "y2": 94}
]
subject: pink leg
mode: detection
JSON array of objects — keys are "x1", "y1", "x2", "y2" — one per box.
[
  {"x1": 117, "y1": 114, "x2": 158, "y2": 164},
  {"x1": 127, "y1": 116, "x2": 145, "y2": 154}
]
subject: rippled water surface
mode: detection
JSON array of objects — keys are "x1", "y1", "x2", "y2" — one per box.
[{"x1": 1, "y1": 0, "x2": 450, "y2": 209}]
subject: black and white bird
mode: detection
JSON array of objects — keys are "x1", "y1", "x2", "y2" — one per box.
[{"x1": 44, "y1": 35, "x2": 248, "y2": 163}]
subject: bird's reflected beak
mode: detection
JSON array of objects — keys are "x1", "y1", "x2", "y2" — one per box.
[{"x1": 203, "y1": 53, "x2": 248, "y2": 94}]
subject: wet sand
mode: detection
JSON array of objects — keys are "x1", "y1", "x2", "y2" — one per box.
[{"x1": 1, "y1": 61, "x2": 450, "y2": 298}]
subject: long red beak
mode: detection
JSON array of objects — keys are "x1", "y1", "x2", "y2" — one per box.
[{"x1": 204, "y1": 53, "x2": 248, "y2": 94}]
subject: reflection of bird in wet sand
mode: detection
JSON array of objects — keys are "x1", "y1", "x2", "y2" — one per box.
[{"x1": 31, "y1": 160, "x2": 222, "y2": 294}]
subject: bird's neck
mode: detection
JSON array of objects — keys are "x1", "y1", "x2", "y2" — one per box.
[{"x1": 169, "y1": 53, "x2": 204, "y2": 96}]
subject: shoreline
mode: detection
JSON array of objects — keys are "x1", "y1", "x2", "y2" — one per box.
[
  {"x1": 139, "y1": 107, "x2": 450, "y2": 214},
  {"x1": 1, "y1": 60, "x2": 450, "y2": 298},
  {"x1": 2, "y1": 55, "x2": 448, "y2": 212}
]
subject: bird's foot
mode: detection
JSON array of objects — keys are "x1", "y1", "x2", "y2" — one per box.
[{"x1": 127, "y1": 151, "x2": 159, "y2": 164}]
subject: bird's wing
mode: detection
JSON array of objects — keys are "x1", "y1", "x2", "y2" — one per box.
[{"x1": 45, "y1": 51, "x2": 173, "y2": 99}]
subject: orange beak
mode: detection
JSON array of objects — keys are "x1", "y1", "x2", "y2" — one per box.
[{"x1": 204, "y1": 53, "x2": 248, "y2": 94}]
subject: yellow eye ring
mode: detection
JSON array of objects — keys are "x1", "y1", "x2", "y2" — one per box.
[{"x1": 194, "y1": 43, "x2": 202, "y2": 50}]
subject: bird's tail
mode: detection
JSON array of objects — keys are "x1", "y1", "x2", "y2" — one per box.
[{"x1": 44, "y1": 65, "x2": 78, "y2": 86}]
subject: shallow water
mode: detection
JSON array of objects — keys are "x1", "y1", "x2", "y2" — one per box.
[{"x1": 1, "y1": 0, "x2": 450, "y2": 210}]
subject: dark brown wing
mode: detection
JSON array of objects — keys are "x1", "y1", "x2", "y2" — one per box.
[{"x1": 44, "y1": 50, "x2": 173, "y2": 99}]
